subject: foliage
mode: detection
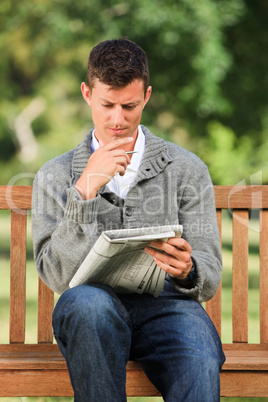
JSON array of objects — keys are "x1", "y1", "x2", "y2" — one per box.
[
  {"x1": 0, "y1": 0, "x2": 267, "y2": 184},
  {"x1": 199, "y1": 121, "x2": 255, "y2": 185}
]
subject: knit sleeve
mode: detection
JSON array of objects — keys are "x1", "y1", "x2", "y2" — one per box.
[
  {"x1": 32, "y1": 170, "x2": 101, "y2": 294},
  {"x1": 168, "y1": 163, "x2": 222, "y2": 303}
]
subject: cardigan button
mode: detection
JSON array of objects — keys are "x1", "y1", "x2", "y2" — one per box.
[{"x1": 125, "y1": 207, "x2": 133, "y2": 217}]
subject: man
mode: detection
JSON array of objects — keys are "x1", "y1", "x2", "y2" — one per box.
[{"x1": 32, "y1": 38, "x2": 225, "y2": 401}]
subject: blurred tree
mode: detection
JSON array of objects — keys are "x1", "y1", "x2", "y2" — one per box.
[
  {"x1": 0, "y1": 0, "x2": 267, "y2": 184},
  {"x1": 198, "y1": 121, "x2": 254, "y2": 185},
  {"x1": 222, "y1": 0, "x2": 268, "y2": 138}
]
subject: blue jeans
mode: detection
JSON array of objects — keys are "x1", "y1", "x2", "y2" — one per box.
[{"x1": 52, "y1": 281, "x2": 225, "y2": 401}]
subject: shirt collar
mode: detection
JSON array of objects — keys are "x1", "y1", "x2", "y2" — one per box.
[{"x1": 90, "y1": 125, "x2": 145, "y2": 173}]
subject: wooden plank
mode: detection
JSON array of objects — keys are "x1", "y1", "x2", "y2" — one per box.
[
  {"x1": 0, "y1": 369, "x2": 267, "y2": 398},
  {"x1": 0, "y1": 362, "x2": 158, "y2": 397},
  {"x1": 206, "y1": 284, "x2": 222, "y2": 338},
  {"x1": 0, "y1": 345, "x2": 66, "y2": 370},
  {"x1": 0, "y1": 344, "x2": 61, "y2": 352},
  {"x1": 9, "y1": 210, "x2": 27, "y2": 343},
  {"x1": 220, "y1": 371, "x2": 268, "y2": 397},
  {"x1": 0, "y1": 370, "x2": 74, "y2": 397},
  {"x1": 0, "y1": 367, "x2": 159, "y2": 397},
  {"x1": 206, "y1": 209, "x2": 222, "y2": 337},
  {"x1": 216, "y1": 208, "x2": 222, "y2": 245},
  {"x1": 0, "y1": 186, "x2": 32, "y2": 210},
  {"x1": 126, "y1": 361, "x2": 160, "y2": 396},
  {"x1": 1, "y1": 185, "x2": 268, "y2": 210},
  {"x1": 232, "y1": 210, "x2": 248, "y2": 343},
  {"x1": 38, "y1": 278, "x2": 54, "y2": 344},
  {"x1": 223, "y1": 343, "x2": 268, "y2": 351},
  {"x1": 222, "y1": 351, "x2": 268, "y2": 370},
  {"x1": 260, "y1": 209, "x2": 268, "y2": 344},
  {"x1": 214, "y1": 185, "x2": 268, "y2": 209},
  {"x1": 1, "y1": 343, "x2": 268, "y2": 370}
]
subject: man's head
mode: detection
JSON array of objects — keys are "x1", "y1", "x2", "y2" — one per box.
[
  {"x1": 81, "y1": 39, "x2": 152, "y2": 146},
  {"x1": 86, "y1": 38, "x2": 150, "y2": 95}
]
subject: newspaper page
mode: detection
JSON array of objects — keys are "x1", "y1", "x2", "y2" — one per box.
[{"x1": 69, "y1": 225, "x2": 183, "y2": 297}]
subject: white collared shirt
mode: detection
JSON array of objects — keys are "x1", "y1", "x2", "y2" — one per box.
[{"x1": 91, "y1": 125, "x2": 145, "y2": 199}]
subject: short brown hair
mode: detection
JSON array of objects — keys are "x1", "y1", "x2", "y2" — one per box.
[{"x1": 86, "y1": 39, "x2": 150, "y2": 95}]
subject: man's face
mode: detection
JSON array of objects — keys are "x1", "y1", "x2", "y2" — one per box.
[{"x1": 81, "y1": 79, "x2": 151, "y2": 145}]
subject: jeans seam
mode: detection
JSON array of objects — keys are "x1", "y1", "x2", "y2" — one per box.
[{"x1": 140, "y1": 326, "x2": 173, "y2": 385}]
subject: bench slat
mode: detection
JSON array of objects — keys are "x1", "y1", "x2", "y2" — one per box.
[
  {"x1": 206, "y1": 209, "x2": 222, "y2": 337},
  {"x1": 214, "y1": 185, "x2": 268, "y2": 209},
  {"x1": 0, "y1": 369, "x2": 268, "y2": 398},
  {"x1": 260, "y1": 209, "x2": 268, "y2": 344},
  {"x1": 0, "y1": 369, "x2": 74, "y2": 397},
  {"x1": 220, "y1": 371, "x2": 268, "y2": 398},
  {"x1": 2, "y1": 369, "x2": 267, "y2": 398},
  {"x1": 232, "y1": 210, "x2": 249, "y2": 343},
  {"x1": 1, "y1": 344, "x2": 268, "y2": 370},
  {"x1": 0, "y1": 186, "x2": 32, "y2": 210},
  {"x1": 10, "y1": 210, "x2": 27, "y2": 344},
  {"x1": 206, "y1": 284, "x2": 222, "y2": 338},
  {"x1": 38, "y1": 278, "x2": 54, "y2": 344}
]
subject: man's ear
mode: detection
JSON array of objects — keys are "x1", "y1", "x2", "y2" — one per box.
[
  {"x1": 144, "y1": 86, "x2": 152, "y2": 108},
  {"x1": 81, "y1": 82, "x2": 91, "y2": 106}
]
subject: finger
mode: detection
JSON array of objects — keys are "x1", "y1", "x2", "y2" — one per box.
[
  {"x1": 114, "y1": 156, "x2": 129, "y2": 172},
  {"x1": 145, "y1": 241, "x2": 192, "y2": 267},
  {"x1": 106, "y1": 155, "x2": 130, "y2": 177},
  {"x1": 109, "y1": 149, "x2": 131, "y2": 164},
  {"x1": 148, "y1": 240, "x2": 182, "y2": 258},
  {"x1": 167, "y1": 237, "x2": 192, "y2": 252},
  {"x1": 146, "y1": 250, "x2": 193, "y2": 280},
  {"x1": 117, "y1": 165, "x2": 127, "y2": 176},
  {"x1": 104, "y1": 137, "x2": 134, "y2": 151},
  {"x1": 152, "y1": 256, "x2": 188, "y2": 278},
  {"x1": 149, "y1": 240, "x2": 173, "y2": 252},
  {"x1": 145, "y1": 245, "x2": 181, "y2": 268}
]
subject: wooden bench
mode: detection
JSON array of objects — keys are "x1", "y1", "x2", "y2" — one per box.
[{"x1": 0, "y1": 184, "x2": 267, "y2": 398}]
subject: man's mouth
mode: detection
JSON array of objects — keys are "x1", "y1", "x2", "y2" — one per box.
[{"x1": 109, "y1": 127, "x2": 127, "y2": 134}]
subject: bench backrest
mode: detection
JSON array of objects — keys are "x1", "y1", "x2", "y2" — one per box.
[
  {"x1": 208, "y1": 185, "x2": 268, "y2": 343},
  {"x1": 0, "y1": 186, "x2": 54, "y2": 344},
  {"x1": 0, "y1": 185, "x2": 268, "y2": 345}
]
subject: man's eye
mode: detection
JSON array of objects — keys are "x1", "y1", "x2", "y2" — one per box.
[
  {"x1": 124, "y1": 105, "x2": 135, "y2": 110},
  {"x1": 103, "y1": 104, "x2": 113, "y2": 108}
]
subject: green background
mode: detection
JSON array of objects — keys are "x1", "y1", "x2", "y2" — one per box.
[
  {"x1": 0, "y1": 1, "x2": 267, "y2": 400},
  {"x1": 0, "y1": 0, "x2": 268, "y2": 187}
]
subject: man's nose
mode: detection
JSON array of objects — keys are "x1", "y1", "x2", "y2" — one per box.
[{"x1": 113, "y1": 106, "x2": 125, "y2": 126}]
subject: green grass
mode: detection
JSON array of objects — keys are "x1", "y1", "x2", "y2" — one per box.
[{"x1": 0, "y1": 213, "x2": 264, "y2": 401}]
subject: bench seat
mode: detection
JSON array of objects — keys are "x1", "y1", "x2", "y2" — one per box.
[
  {"x1": 1, "y1": 344, "x2": 268, "y2": 397},
  {"x1": 1, "y1": 344, "x2": 268, "y2": 371}
]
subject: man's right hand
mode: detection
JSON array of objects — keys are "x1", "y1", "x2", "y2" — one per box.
[{"x1": 75, "y1": 137, "x2": 133, "y2": 200}]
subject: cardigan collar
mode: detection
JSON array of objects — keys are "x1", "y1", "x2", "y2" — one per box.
[{"x1": 71, "y1": 125, "x2": 173, "y2": 184}]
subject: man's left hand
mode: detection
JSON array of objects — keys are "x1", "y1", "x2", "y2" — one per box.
[{"x1": 145, "y1": 238, "x2": 193, "y2": 280}]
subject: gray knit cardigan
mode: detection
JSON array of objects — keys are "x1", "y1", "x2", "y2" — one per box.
[{"x1": 32, "y1": 126, "x2": 222, "y2": 301}]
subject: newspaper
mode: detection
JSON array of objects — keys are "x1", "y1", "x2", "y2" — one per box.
[{"x1": 69, "y1": 225, "x2": 183, "y2": 297}]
